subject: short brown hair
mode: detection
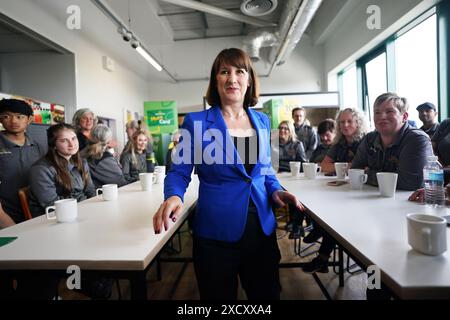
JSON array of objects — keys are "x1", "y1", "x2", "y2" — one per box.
[
  {"x1": 292, "y1": 107, "x2": 305, "y2": 117},
  {"x1": 205, "y1": 48, "x2": 259, "y2": 107},
  {"x1": 373, "y1": 92, "x2": 409, "y2": 114}
]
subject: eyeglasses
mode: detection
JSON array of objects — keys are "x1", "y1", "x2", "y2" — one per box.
[
  {"x1": 0, "y1": 113, "x2": 29, "y2": 121},
  {"x1": 279, "y1": 127, "x2": 290, "y2": 131}
]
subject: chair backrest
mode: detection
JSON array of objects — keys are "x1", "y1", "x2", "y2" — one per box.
[{"x1": 18, "y1": 187, "x2": 33, "y2": 220}]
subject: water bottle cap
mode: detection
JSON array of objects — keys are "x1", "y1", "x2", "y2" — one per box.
[{"x1": 427, "y1": 155, "x2": 438, "y2": 161}]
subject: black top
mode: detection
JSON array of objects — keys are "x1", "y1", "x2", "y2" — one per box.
[
  {"x1": 232, "y1": 135, "x2": 259, "y2": 176},
  {"x1": 232, "y1": 135, "x2": 259, "y2": 210},
  {"x1": 76, "y1": 132, "x2": 90, "y2": 151}
]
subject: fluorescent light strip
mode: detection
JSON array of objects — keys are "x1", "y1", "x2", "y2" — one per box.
[{"x1": 136, "y1": 47, "x2": 162, "y2": 72}]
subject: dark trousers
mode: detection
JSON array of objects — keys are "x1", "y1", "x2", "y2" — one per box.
[
  {"x1": 193, "y1": 207, "x2": 281, "y2": 300},
  {"x1": 314, "y1": 226, "x2": 336, "y2": 258}
]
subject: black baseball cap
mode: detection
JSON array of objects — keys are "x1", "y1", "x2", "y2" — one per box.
[
  {"x1": 416, "y1": 102, "x2": 436, "y2": 112},
  {"x1": 0, "y1": 99, "x2": 33, "y2": 116}
]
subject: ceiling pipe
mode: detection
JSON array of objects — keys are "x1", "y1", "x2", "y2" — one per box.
[
  {"x1": 160, "y1": 0, "x2": 277, "y2": 27},
  {"x1": 243, "y1": 29, "x2": 279, "y2": 62},
  {"x1": 91, "y1": 0, "x2": 177, "y2": 82},
  {"x1": 266, "y1": 0, "x2": 322, "y2": 76}
]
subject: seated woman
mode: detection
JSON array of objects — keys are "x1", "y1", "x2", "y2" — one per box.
[
  {"x1": 29, "y1": 123, "x2": 114, "y2": 299},
  {"x1": 270, "y1": 121, "x2": 306, "y2": 238},
  {"x1": 29, "y1": 123, "x2": 95, "y2": 215},
  {"x1": 72, "y1": 108, "x2": 98, "y2": 151},
  {"x1": 320, "y1": 108, "x2": 367, "y2": 173},
  {"x1": 310, "y1": 118, "x2": 336, "y2": 163},
  {"x1": 302, "y1": 108, "x2": 368, "y2": 274},
  {"x1": 120, "y1": 129, "x2": 152, "y2": 183},
  {"x1": 409, "y1": 118, "x2": 450, "y2": 203},
  {"x1": 81, "y1": 124, "x2": 126, "y2": 188},
  {"x1": 277, "y1": 120, "x2": 307, "y2": 172}
]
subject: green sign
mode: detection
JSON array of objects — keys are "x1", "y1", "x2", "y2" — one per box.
[{"x1": 144, "y1": 101, "x2": 179, "y2": 165}]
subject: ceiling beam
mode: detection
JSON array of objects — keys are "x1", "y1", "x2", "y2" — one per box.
[{"x1": 160, "y1": 0, "x2": 277, "y2": 27}]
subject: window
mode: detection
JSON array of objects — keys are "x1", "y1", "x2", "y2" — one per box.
[
  {"x1": 365, "y1": 53, "x2": 388, "y2": 120},
  {"x1": 336, "y1": 6, "x2": 448, "y2": 126},
  {"x1": 341, "y1": 65, "x2": 358, "y2": 109},
  {"x1": 395, "y1": 14, "x2": 438, "y2": 127}
]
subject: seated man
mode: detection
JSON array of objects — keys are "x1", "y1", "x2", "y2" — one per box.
[
  {"x1": 417, "y1": 102, "x2": 440, "y2": 138},
  {"x1": 0, "y1": 99, "x2": 46, "y2": 225},
  {"x1": 302, "y1": 92, "x2": 433, "y2": 274}
]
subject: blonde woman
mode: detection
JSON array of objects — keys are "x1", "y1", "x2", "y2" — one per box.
[
  {"x1": 276, "y1": 120, "x2": 306, "y2": 172},
  {"x1": 120, "y1": 129, "x2": 152, "y2": 183},
  {"x1": 320, "y1": 108, "x2": 368, "y2": 173},
  {"x1": 81, "y1": 124, "x2": 126, "y2": 188}
]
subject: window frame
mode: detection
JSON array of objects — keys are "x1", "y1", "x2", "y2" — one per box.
[{"x1": 337, "y1": 3, "x2": 449, "y2": 121}]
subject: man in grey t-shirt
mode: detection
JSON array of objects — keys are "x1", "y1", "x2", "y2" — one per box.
[{"x1": 352, "y1": 93, "x2": 433, "y2": 191}]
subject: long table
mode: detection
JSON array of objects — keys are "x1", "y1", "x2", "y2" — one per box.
[
  {"x1": 278, "y1": 173, "x2": 450, "y2": 299},
  {"x1": 0, "y1": 178, "x2": 199, "y2": 299}
]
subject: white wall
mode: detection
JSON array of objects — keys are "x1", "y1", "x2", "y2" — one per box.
[
  {"x1": 148, "y1": 36, "x2": 325, "y2": 112},
  {"x1": 0, "y1": 0, "x2": 150, "y2": 150}
]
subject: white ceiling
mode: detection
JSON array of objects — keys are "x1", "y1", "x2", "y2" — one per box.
[{"x1": 26, "y1": 0, "x2": 350, "y2": 83}]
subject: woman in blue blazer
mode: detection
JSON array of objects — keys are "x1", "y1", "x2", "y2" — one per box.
[{"x1": 153, "y1": 48, "x2": 303, "y2": 300}]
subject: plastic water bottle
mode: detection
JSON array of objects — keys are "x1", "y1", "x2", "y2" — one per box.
[{"x1": 423, "y1": 156, "x2": 445, "y2": 207}]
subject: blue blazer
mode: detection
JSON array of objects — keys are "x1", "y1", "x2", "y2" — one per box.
[{"x1": 164, "y1": 106, "x2": 283, "y2": 242}]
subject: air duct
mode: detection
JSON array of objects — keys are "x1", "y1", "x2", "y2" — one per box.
[
  {"x1": 241, "y1": 0, "x2": 278, "y2": 17},
  {"x1": 266, "y1": 0, "x2": 322, "y2": 75},
  {"x1": 243, "y1": 29, "x2": 279, "y2": 62}
]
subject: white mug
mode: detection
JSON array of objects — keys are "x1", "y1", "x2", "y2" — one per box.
[
  {"x1": 348, "y1": 169, "x2": 368, "y2": 190},
  {"x1": 376, "y1": 172, "x2": 398, "y2": 197},
  {"x1": 407, "y1": 213, "x2": 447, "y2": 256},
  {"x1": 139, "y1": 173, "x2": 156, "y2": 191},
  {"x1": 154, "y1": 166, "x2": 166, "y2": 175},
  {"x1": 45, "y1": 198, "x2": 78, "y2": 223},
  {"x1": 154, "y1": 172, "x2": 165, "y2": 184},
  {"x1": 334, "y1": 162, "x2": 348, "y2": 180},
  {"x1": 289, "y1": 161, "x2": 301, "y2": 177},
  {"x1": 303, "y1": 163, "x2": 321, "y2": 180},
  {"x1": 96, "y1": 184, "x2": 118, "y2": 201}
]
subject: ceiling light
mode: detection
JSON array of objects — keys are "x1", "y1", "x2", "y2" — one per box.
[{"x1": 136, "y1": 47, "x2": 162, "y2": 72}]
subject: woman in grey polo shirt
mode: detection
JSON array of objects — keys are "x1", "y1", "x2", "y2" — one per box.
[{"x1": 29, "y1": 123, "x2": 95, "y2": 215}]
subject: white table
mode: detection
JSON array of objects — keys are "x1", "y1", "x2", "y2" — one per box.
[
  {"x1": 278, "y1": 173, "x2": 450, "y2": 299},
  {"x1": 0, "y1": 177, "x2": 199, "y2": 299}
]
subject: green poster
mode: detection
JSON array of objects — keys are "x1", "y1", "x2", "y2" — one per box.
[{"x1": 144, "y1": 101, "x2": 179, "y2": 165}]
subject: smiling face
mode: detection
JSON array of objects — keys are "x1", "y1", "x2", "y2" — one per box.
[
  {"x1": 278, "y1": 124, "x2": 290, "y2": 142},
  {"x1": 55, "y1": 129, "x2": 79, "y2": 158},
  {"x1": 135, "y1": 133, "x2": 148, "y2": 153},
  {"x1": 374, "y1": 100, "x2": 408, "y2": 136},
  {"x1": 79, "y1": 112, "x2": 95, "y2": 131},
  {"x1": 216, "y1": 63, "x2": 249, "y2": 106},
  {"x1": 338, "y1": 111, "x2": 358, "y2": 139}
]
